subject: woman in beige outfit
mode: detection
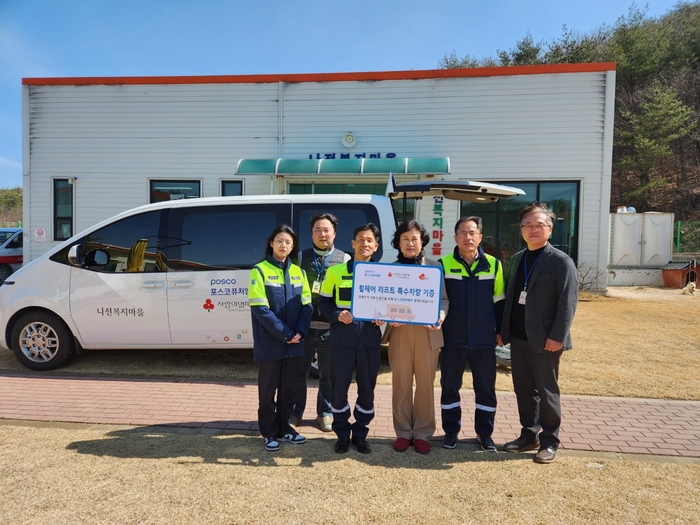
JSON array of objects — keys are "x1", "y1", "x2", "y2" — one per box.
[{"x1": 382, "y1": 221, "x2": 448, "y2": 454}]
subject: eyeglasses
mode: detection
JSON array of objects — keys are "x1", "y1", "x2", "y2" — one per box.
[
  {"x1": 521, "y1": 223, "x2": 550, "y2": 231},
  {"x1": 456, "y1": 230, "x2": 481, "y2": 238}
]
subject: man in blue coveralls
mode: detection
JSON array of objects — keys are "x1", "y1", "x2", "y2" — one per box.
[{"x1": 319, "y1": 223, "x2": 384, "y2": 454}]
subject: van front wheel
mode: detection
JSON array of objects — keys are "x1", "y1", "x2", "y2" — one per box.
[{"x1": 11, "y1": 312, "x2": 76, "y2": 370}]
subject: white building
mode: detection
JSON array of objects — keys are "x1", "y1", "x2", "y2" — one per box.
[{"x1": 22, "y1": 63, "x2": 616, "y2": 270}]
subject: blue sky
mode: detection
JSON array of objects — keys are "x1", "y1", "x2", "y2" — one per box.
[{"x1": 0, "y1": 0, "x2": 682, "y2": 189}]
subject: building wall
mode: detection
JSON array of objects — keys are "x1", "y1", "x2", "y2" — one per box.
[{"x1": 23, "y1": 67, "x2": 614, "y2": 270}]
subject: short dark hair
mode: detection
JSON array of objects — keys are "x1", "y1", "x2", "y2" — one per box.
[
  {"x1": 353, "y1": 222, "x2": 380, "y2": 241},
  {"x1": 454, "y1": 216, "x2": 483, "y2": 234},
  {"x1": 391, "y1": 220, "x2": 430, "y2": 250},
  {"x1": 519, "y1": 203, "x2": 555, "y2": 227},
  {"x1": 264, "y1": 224, "x2": 299, "y2": 261},
  {"x1": 309, "y1": 213, "x2": 339, "y2": 232}
]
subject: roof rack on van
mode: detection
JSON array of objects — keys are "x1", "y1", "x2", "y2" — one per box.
[{"x1": 386, "y1": 173, "x2": 526, "y2": 222}]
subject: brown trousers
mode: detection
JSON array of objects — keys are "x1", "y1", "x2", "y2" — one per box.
[{"x1": 387, "y1": 324, "x2": 440, "y2": 441}]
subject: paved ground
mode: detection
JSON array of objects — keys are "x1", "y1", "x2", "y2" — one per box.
[{"x1": 1, "y1": 372, "x2": 699, "y2": 458}]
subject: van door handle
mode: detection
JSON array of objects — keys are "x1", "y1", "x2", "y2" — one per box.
[
  {"x1": 139, "y1": 279, "x2": 165, "y2": 290},
  {"x1": 169, "y1": 280, "x2": 195, "y2": 290}
]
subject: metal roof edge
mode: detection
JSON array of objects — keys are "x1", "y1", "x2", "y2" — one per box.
[{"x1": 22, "y1": 63, "x2": 617, "y2": 86}]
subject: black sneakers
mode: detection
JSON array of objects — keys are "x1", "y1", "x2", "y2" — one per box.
[
  {"x1": 334, "y1": 437, "x2": 350, "y2": 453},
  {"x1": 279, "y1": 432, "x2": 307, "y2": 444},
  {"x1": 263, "y1": 436, "x2": 280, "y2": 452},
  {"x1": 352, "y1": 437, "x2": 371, "y2": 454},
  {"x1": 477, "y1": 435, "x2": 497, "y2": 452},
  {"x1": 442, "y1": 432, "x2": 458, "y2": 449}
]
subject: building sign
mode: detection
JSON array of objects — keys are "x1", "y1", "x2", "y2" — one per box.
[
  {"x1": 34, "y1": 227, "x2": 47, "y2": 243},
  {"x1": 431, "y1": 196, "x2": 444, "y2": 257},
  {"x1": 351, "y1": 262, "x2": 443, "y2": 325},
  {"x1": 308, "y1": 152, "x2": 397, "y2": 159}
]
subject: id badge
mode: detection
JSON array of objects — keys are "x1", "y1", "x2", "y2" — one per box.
[
  {"x1": 312, "y1": 281, "x2": 321, "y2": 294},
  {"x1": 518, "y1": 291, "x2": 527, "y2": 305}
]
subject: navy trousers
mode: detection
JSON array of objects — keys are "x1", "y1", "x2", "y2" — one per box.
[
  {"x1": 257, "y1": 357, "x2": 301, "y2": 439},
  {"x1": 440, "y1": 345, "x2": 497, "y2": 436},
  {"x1": 329, "y1": 343, "x2": 381, "y2": 440},
  {"x1": 293, "y1": 328, "x2": 332, "y2": 419}
]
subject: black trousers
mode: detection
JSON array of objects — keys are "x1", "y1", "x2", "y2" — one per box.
[
  {"x1": 329, "y1": 343, "x2": 381, "y2": 441},
  {"x1": 293, "y1": 328, "x2": 332, "y2": 419},
  {"x1": 510, "y1": 337, "x2": 562, "y2": 449},
  {"x1": 440, "y1": 345, "x2": 497, "y2": 436},
  {"x1": 257, "y1": 356, "x2": 301, "y2": 439}
]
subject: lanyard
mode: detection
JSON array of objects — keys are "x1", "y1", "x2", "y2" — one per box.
[
  {"x1": 313, "y1": 250, "x2": 331, "y2": 280},
  {"x1": 523, "y1": 251, "x2": 543, "y2": 292}
]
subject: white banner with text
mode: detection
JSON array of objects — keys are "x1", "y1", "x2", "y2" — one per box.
[{"x1": 351, "y1": 262, "x2": 443, "y2": 325}]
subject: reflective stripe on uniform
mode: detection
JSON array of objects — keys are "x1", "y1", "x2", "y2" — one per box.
[
  {"x1": 440, "y1": 252, "x2": 504, "y2": 303},
  {"x1": 320, "y1": 262, "x2": 353, "y2": 308},
  {"x1": 441, "y1": 401, "x2": 461, "y2": 410},
  {"x1": 249, "y1": 260, "x2": 311, "y2": 307},
  {"x1": 475, "y1": 403, "x2": 496, "y2": 412},
  {"x1": 331, "y1": 402, "x2": 351, "y2": 413},
  {"x1": 355, "y1": 403, "x2": 375, "y2": 415}
]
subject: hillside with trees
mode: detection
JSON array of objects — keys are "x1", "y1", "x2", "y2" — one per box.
[
  {"x1": 0, "y1": 187, "x2": 22, "y2": 226},
  {"x1": 439, "y1": 2, "x2": 700, "y2": 222}
]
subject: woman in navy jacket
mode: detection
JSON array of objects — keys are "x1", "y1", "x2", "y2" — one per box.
[{"x1": 249, "y1": 225, "x2": 313, "y2": 451}]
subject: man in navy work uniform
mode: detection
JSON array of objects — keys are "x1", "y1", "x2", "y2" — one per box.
[
  {"x1": 439, "y1": 216, "x2": 505, "y2": 452},
  {"x1": 292, "y1": 213, "x2": 350, "y2": 432},
  {"x1": 319, "y1": 223, "x2": 384, "y2": 454},
  {"x1": 500, "y1": 203, "x2": 578, "y2": 464}
]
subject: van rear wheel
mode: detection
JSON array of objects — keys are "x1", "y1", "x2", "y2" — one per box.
[{"x1": 11, "y1": 312, "x2": 76, "y2": 370}]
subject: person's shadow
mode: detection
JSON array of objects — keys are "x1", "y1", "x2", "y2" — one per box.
[{"x1": 67, "y1": 425, "x2": 526, "y2": 469}]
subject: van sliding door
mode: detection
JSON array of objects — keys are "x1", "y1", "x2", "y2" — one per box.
[{"x1": 165, "y1": 202, "x2": 292, "y2": 346}]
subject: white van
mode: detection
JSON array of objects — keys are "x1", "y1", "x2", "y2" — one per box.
[{"x1": 0, "y1": 179, "x2": 523, "y2": 370}]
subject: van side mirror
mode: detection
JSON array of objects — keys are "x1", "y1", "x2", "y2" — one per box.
[
  {"x1": 68, "y1": 244, "x2": 83, "y2": 267},
  {"x1": 85, "y1": 249, "x2": 110, "y2": 267}
]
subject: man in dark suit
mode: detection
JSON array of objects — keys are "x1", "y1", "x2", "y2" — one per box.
[{"x1": 499, "y1": 204, "x2": 578, "y2": 464}]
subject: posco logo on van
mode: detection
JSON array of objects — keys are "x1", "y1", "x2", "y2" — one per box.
[{"x1": 211, "y1": 278, "x2": 237, "y2": 286}]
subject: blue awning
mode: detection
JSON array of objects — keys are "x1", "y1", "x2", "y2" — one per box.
[{"x1": 236, "y1": 157, "x2": 450, "y2": 175}]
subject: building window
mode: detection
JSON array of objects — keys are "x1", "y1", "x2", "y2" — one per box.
[
  {"x1": 221, "y1": 180, "x2": 243, "y2": 196},
  {"x1": 150, "y1": 180, "x2": 201, "y2": 203},
  {"x1": 53, "y1": 179, "x2": 73, "y2": 241},
  {"x1": 460, "y1": 181, "x2": 580, "y2": 264}
]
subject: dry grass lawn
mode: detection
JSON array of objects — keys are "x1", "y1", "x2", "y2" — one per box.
[
  {"x1": 0, "y1": 286, "x2": 698, "y2": 400},
  {"x1": 1, "y1": 423, "x2": 699, "y2": 525}
]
